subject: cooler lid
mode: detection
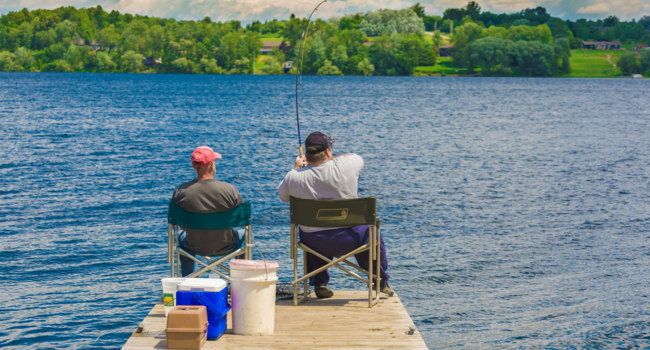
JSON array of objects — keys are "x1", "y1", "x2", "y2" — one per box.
[{"x1": 177, "y1": 278, "x2": 227, "y2": 292}]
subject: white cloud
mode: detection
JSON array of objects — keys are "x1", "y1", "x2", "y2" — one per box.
[
  {"x1": 0, "y1": 0, "x2": 647, "y2": 21},
  {"x1": 576, "y1": 3, "x2": 611, "y2": 15}
]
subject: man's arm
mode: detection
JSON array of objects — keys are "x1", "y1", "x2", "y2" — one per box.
[
  {"x1": 279, "y1": 156, "x2": 303, "y2": 202},
  {"x1": 278, "y1": 175, "x2": 291, "y2": 202}
]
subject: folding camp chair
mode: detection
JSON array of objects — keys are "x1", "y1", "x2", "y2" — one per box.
[
  {"x1": 290, "y1": 196, "x2": 382, "y2": 307},
  {"x1": 167, "y1": 200, "x2": 253, "y2": 280}
]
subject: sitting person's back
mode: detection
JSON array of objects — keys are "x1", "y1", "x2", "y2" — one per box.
[
  {"x1": 278, "y1": 131, "x2": 391, "y2": 298},
  {"x1": 172, "y1": 146, "x2": 244, "y2": 276}
]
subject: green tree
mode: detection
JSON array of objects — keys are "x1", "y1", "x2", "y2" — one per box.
[
  {"x1": 393, "y1": 32, "x2": 432, "y2": 74},
  {"x1": 640, "y1": 50, "x2": 650, "y2": 76},
  {"x1": 509, "y1": 40, "x2": 554, "y2": 76},
  {"x1": 451, "y1": 22, "x2": 483, "y2": 70},
  {"x1": 338, "y1": 14, "x2": 364, "y2": 30},
  {"x1": 53, "y1": 59, "x2": 73, "y2": 72},
  {"x1": 16, "y1": 22, "x2": 33, "y2": 49},
  {"x1": 369, "y1": 34, "x2": 396, "y2": 75},
  {"x1": 554, "y1": 38, "x2": 571, "y2": 74},
  {"x1": 508, "y1": 25, "x2": 534, "y2": 41},
  {"x1": 0, "y1": 51, "x2": 17, "y2": 70},
  {"x1": 423, "y1": 15, "x2": 442, "y2": 31},
  {"x1": 96, "y1": 51, "x2": 116, "y2": 71},
  {"x1": 469, "y1": 36, "x2": 510, "y2": 75},
  {"x1": 96, "y1": 25, "x2": 120, "y2": 49},
  {"x1": 55, "y1": 20, "x2": 76, "y2": 41},
  {"x1": 230, "y1": 57, "x2": 250, "y2": 74},
  {"x1": 261, "y1": 56, "x2": 283, "y2": 74},
  {"x1": 359, "y1": 8, "x2": 425, "y2": 36},
  {"x1": 565, "y1": 30, "x2": 582, "y2": 49},
  {"x1": 146, "y1": 25, "x2": 166, "y2": 57},
  {"x1": 410, "y1": 3, "x2": 425, "y2": 18},
  {"x1": 465, "y1": 1, "x2": 482, "y2": 20},
  {"x1": 484, "y1": 25, "x2": 508, "y2": 39},
  {"x1": 64, "y1": 45, "x2": 85, "y2": 71},
  {"x1": 617, "y1": 52, "x2": 639, "y2": 75},
  {"x1": 282, "y1": 16, "x2": 308, "y2": 49},
  {"x1": 317, "y1": 59, "x2": 342, "y2": 75},
  {"x1": 34, "y1": 29, "x2": 57, "y2": 49},
  {"x1": 216, "y1": 31, "x2": 257, "y2": 70},
  {"x1": 171, "y1": 57, "x2": 194, "y2": 73},
  {"x1": 329, "y1": 44, "x2": 348, "y2": 71},
  {"x1": 603, "y1": 15, "x2": 619, "y2": 27},
  {"x1": 120, "y1": 50, "x2": 144, "y2": 72},
  {"x1": 356, "y1": 57, "x2": 374, "y2": 76},
  {"x1": 14, "y1": 46, "x2": 33, "y2": 71},
  {"x1": 199, "y1": 58, "x2": 224, "y2": 74}
]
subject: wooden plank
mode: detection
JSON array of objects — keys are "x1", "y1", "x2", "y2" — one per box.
[{"x1": 122, "y1": 291, "x2": 427, "y2": 349}]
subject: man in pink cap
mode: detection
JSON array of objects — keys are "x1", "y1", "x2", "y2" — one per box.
[{"x1": 172, "y1": 146, "x2": 244, "y2": 276}]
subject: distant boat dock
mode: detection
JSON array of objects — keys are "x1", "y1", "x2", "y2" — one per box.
[{"x1": 122, "y1": 290, "x2": 427, "y2": 349}]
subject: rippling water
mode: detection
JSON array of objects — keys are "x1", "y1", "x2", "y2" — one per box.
[{"x1": 0, "y1": 73, "x2": 648, "y2": 349}]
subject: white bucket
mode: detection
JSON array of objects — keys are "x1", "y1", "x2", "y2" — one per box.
[
  {"x1": 161, "y1": 277, "x2": 186, "y2": 316},
  {"x1": 229, "y1": 260, "x2": 279, "y2": 335}
]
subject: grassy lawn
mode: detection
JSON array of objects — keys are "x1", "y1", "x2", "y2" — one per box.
[
  {"x1": 414, "y1": 56, "x2": 471, "y2": 76},
  {"x1": 563, "y1": 49, "x2": 626, "y2": 78},
  {"x1": 260, "y1": 36, "x2": 283, "y2": 42},
  {"x1": 253, "y1": 54, "x2": 269, "y2": 74}
]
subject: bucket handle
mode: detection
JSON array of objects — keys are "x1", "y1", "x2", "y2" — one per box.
[{"x1": 192, "y1": 292, "x2": 231, "y2": 316}]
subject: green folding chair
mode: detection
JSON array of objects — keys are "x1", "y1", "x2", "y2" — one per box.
[
  {"x1": 167, "y1": 200, "x2": 253, "y2": 280},
  {"x1": 290, "y1": 196, "x2": 382, "y2": 307}
]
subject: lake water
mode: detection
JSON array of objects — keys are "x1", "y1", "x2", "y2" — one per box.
[{"x1": 0, "y1": 73, "x2": 648, "y2": 349}]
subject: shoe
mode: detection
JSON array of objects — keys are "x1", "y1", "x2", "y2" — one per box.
[
  {"x1": 315, "y1": 285, "x2": 334, "y2": 299},
  {"x1": 380, "y1": 282, "x2": 394, "y2": 296}
]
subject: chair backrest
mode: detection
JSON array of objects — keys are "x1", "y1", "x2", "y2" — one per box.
[
  {"x1": 289, "y1": 196, "x2": 376, "y2": 228},
  {"x1": 168, "y1": 200, "x2": 252, "y2": 230}
]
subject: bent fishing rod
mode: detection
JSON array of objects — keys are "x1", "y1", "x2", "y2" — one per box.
[{"x1": 295, "y1": 0, "x2": 327, "y2": 156}]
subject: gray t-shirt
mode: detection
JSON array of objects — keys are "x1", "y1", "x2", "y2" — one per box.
[
  {"x1": 172, "y1": 179, "x2": 244, "y2": 255},
  {"x1": 278, "y1": 153, "x2": 364, "y2": 232}
]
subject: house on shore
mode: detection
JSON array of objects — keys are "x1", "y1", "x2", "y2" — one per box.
[
  {"x1": 143, "y1": 56, "x2": 162, "y2": 67},
  {"x1": 581, "y1": 41, "x2": 621, "y2": 50},
  {"x1": 438, "y1": 44, "x2": 454, "y2": 57},
  {"x1": 260, "y1": 41, "x2": 289, "y2": 54},
  {"x1": 282, "y1": 61, "x2": 293, "y2": 74}
]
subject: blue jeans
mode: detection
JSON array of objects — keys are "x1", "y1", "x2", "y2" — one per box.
[
  {"x1": 179, "y1": 229, "x2": 246, "y2": 277},
  {"x1": 299, "y1": 225, "x2": 389, "y2": 287}
]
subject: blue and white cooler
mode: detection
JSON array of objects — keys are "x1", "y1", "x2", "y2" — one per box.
[{"x1": 175, "y1": 278, "x2": 229, "y2": 340}]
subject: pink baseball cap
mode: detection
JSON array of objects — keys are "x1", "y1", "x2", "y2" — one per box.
[{"x1": 191, "y1": 146, "x2": 222, "y2": 167}]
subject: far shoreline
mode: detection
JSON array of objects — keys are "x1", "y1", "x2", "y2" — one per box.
[{"x1": 0, "y1": 71, "x2": 645, "y2": 79}]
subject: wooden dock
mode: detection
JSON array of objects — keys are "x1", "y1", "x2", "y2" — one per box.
[{"x1": 122, "y1": 291, "x2": 427, "y2": 349}]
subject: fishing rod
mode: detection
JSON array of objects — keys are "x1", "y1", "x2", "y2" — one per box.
[{"x1": 295, "y1": 0, "x2": 327, "y2": 157}]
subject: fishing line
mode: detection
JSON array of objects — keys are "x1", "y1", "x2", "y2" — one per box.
[{"x1": 295, "y1": 0, "x2": 327, "y2": 156}]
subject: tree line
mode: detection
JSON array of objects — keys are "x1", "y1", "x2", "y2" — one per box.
[
  {"x1": 0, "y1": 3, "x2": 648, "y2": 76},
  {"x1": 417, "y1": 1, "x2": 650, "y2": 45}
]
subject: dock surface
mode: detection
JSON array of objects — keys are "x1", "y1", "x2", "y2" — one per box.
[{"x1": 122, "y1": 291, "x2": 427, "y2": 349}]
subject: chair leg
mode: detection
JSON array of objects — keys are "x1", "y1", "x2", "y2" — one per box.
[
  {"x1": 291, "y1": 225, "x2": 297, "y2": 306},
  {"x1": 368, "y1": 225, "x2": 374, "y2": 308},
  {"x1": 245, "y1": 225, "x2": 253, "y2": 260}
]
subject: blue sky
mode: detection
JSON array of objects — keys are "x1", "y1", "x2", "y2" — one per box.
[{"x1": 0, "y1": 0, "x2": 647, "y2": 22}]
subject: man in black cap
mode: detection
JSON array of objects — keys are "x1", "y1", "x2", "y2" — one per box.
[{"x1": 278, "y1": 131, "x2": 391, "y2": 298}]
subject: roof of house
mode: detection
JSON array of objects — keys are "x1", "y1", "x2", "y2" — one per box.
[
  {"x1": 262, "y1": 41, "x2": 283, "y2": 48},
  {"x1": 582, "y1": 41, "x2": 621, "y2": 45}
]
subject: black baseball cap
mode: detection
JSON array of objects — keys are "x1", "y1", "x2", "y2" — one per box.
[{"x1": 305, "y1": 131, "x2": 334, "y2": 153}]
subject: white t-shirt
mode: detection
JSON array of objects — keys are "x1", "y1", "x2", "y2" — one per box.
[{"x1": 278, "y1": 153, "x2": 364, "y2": 232}]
